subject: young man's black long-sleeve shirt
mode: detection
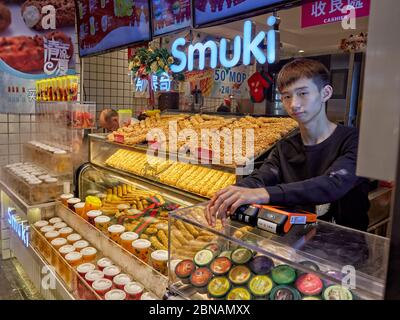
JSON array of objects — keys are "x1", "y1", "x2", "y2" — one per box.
[{"x1": 236, "y1": 124, "x2": 370, "y2": 231}]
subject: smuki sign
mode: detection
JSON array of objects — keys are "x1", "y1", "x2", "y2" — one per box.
[
  {"x1": 171, "y1": 16, "x2": 280, "y2": 72},
  {"x1": 7, "y1": 208, "x2": 30, "y2": 248}
]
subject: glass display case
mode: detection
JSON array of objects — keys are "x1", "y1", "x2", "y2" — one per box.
[
  {"x1": 76, "y1": 163, "x2": 198, "y2": 259},
  {"x1": 29, "y1": 203, "x2": 162, "y2": 300},
  {"x1": 168, "y1": 204, "x2": 389, "y2": 300},
  {"x1": 1, "y1": 162, "x2": 63, "y2": 205},
  {"x1": 23, "y1": 141, "x2": 72, "y2": 178},
  {"x1": 89, "y1": 135, "x2": 235, "y2": 201}
]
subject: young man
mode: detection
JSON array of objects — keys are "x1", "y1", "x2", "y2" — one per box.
[
  {"x1": 206, "y1": 58, "x2": 370, "y2": 231},
  {"x1": 99, "y1": 108, "x2": 120, "y2": 132}
]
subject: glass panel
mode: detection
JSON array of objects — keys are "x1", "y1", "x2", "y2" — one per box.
[{"x1": 169, "y1": 204, "x2": 389, "y2": 300}]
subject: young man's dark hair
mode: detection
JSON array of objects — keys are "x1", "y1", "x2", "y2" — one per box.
[
  {"x1": 206, "y1": 58, "x2": 370, "y2": 231},
  {"x1": 277, "y1": 58, "x2": 330, "y2": 92}
]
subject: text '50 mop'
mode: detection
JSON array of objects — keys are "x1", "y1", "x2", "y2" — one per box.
[{"x1": 171, "y1": 16, "x2": 280, "y2": 73}]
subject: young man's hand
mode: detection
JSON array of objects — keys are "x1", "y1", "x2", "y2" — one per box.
[{"x1": 205, "y1": 186, "x2": 270, "y2": 227}]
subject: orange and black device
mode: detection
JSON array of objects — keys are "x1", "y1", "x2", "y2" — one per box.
[
  {"x1": 231, "y1": 204, "x2": 317, "y2": 235},
  {"x1": 255, "y1": 205, "x2": 317, "y2": 234}
]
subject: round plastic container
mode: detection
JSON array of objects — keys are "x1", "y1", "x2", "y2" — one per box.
[
  {"x1": 92, "y1": 279, "x2": 113, "y2": 296},
  {"x1": 65, "y1": 251, "x2": 83, "y2": 267},
  {"x1": 73, "y1": 202, "x2": 86, "y2": 217},
  {"x1": 97, "y1": 257, "x2": 113, "y2": 271},
  {"x1": 86, "y1": 210, "x2": 102, "y2": 225},
  {"x1": 60, "y1": 194, "x2": 74, "y2": 206},
  {"x1": 113, "y1": 273, "x2": 132, "y2": 290},
  {"x1": 34, "y1": 220, "x2": 49, "y2": 229},
  {"x1": 50, "y1": 237, "x2": 67, "y2": 250},
  {"x1": 77, "y1": 263, "x2": 96, "y2": 277},
  {"x1": 151, "y1": 250, "x2": 168, "y2": 275},
  {"x1": 81, "y1": 247, "x2": 97, "y2": 263},
  {"x1": 45, "y1": 230, "x2": 60, "y2": 242},
  {"x1": 105, "y1": 289, "x2": 126, "y2": 300},
  {"x1": 67, "y1": 198, "x2": 81, "y2": 211},
  {"x1": 59, "y1": 227, "x2": 74, "y2": 238},
  {"x1": 85, "y1": 270, "x2": 104, "y2": 285},
  {"x1": 53, "y1": 222, "x2": 67, "y2": 231},
  {"x1": 124, "y1": 282, "x2": 144, "y2": 300},
  {"x1": 94, "y1": 216, "x2": 111, "y2": 233},
  {"x1": 49, "y1": 217, "x2": 63, "y2": 225},
  {"x1": 40, "y1": 225, "x2": 55, "y2": 234},
  {"x1": 67, "y1": 233, "x2": 82, "y2": 245},
  {"x1": 120, "y1": 232, "x2": 139, "y2": 252},
  {"x1": 103, "y1": 265, "x2": 121, "y2": 280},
  {"x1": 107, "y1": 224, "x2": 125, "y2": 243},
  {"x1": 131, "y1": 239, "x2": 151, "y2": 262},
  {"x1": 59, "y1": 244, "x2": 75, "y2": 257},
  {"x1": 73, "y1": 240, "x2": 90, "y2": 252}
]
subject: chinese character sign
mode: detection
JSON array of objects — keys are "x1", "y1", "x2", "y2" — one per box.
[
  {"x1": 44, "y1": 38, "x2": 71, "y2": 76},
  {"x1": 302, "y1": 0, "x2": 370, "y2": 28},
  {"x1": 134, "y1": 72, "x2": 172, "y2": 93}
]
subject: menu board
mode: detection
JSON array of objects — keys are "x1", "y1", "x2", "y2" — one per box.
[
  {"x1": 194, "y1": 0, "x2": 290, "y2": 27},
  {"x1": 76, "y1": 0, "x2": 151, "y2": 57},
  {"x1": 151, "y1": 0, "x2": 192, "y2": 37},
  {"x1": 0, "y1": 1, "x2": 76, "y2": 113}
]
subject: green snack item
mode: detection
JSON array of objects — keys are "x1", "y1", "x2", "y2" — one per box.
[
  {"x1": 248, "y1": 275, "x2": 274, "y2": 297},
  {"x1": 207, "y1": 276, "x2": 231, "y2": 299},
  {"x1": 231, "y1": 247, "x2": 252, "y2": 265},
  {"x1": 194, "y1": 249, "x2": 214, "y2": 267},
  {"x1": 226, "y1": 287, "x2": 251, "y2": 300},
  {"x1": 323, "y1": 285, "x2": 353, "y2": 300},
  {"x1": 269, "y1": 285, "x2": 301, "y2": 300},
  {"x1": 228, "y1": 265, "x2": 252, "y2": 285},
  {"x1": 271, "y1": 265, "x2": 297, "y2": 285}
]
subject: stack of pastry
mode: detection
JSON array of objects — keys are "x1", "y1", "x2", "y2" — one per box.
[
  {"x1": 99, "y1": 183, "x2": 159, "y2": 216},
  {"x1": 158, "y1": 164, "x2": 236, "y2": 198},
  {"x1": 170, "y1": 220, "x2": 218, "y2": 260},
  {"x1": 108, "y1": 114, "x2": 297, "y2": 164},
  {"x1": 105, "y1": 149, "x2": 236, "y2": 198}
]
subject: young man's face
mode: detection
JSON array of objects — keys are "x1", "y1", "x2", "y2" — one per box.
[{"x1": 280, "y1": 77, "x2": 332, "y2": 125}]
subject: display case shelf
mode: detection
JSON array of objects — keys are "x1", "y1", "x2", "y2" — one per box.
[
  {"x1": 168, "y1": 204, "x2": 389, "y2": 300},
  {"x1": 31, "y1": 225, "x2": 102, "y2": 300},
  {"x1": 57, "y1": 204, "x2": 167, "y2": 299},
  {"x1": 89, "y1": 135, "x2": 236, "y2": 201},
  {"x1": 0, "y1": 179, "x2": 56, "y2": 215}
]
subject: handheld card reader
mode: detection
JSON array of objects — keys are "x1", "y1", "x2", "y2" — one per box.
[
  {"x1": 230, "y1": 205, "x2": 317, "y2": 234},
  {"x1": 255, "y1": 205, "x2": 317, "y2": 234},
  {"x1": 230, "y1": 205, "x2": 259, "y2": 226}
]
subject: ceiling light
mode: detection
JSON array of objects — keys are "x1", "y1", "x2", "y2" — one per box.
[{"x1": 298, "y1": 50, "x2": 305, "y2": 53}]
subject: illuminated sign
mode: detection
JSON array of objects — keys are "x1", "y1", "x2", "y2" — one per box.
[
  {"x1": 7, "y1": 208, "x2": 30, "y2": 248},
  {"x1": 171, "y1": 17, "x2": 280, "y2": 72},
  {"x1": 134, "y1": 72, "x2": 172, "y2": 93}
]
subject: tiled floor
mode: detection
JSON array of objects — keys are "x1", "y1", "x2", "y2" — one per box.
[{"x1": 0, "y1": 257, "x2": 42, "y2": 300}]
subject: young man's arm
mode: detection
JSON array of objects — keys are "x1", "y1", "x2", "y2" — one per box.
[
  {"x1": 205, "y1": 147, "x2": 282, "y2": 226},
  {"x1": 266, "y1": 131, "x2": 363, "y2": 206}
]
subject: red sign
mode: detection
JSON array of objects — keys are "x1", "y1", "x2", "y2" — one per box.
[{"x1": 301, "y1": 0, "x2": 371, "y2": 28}]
